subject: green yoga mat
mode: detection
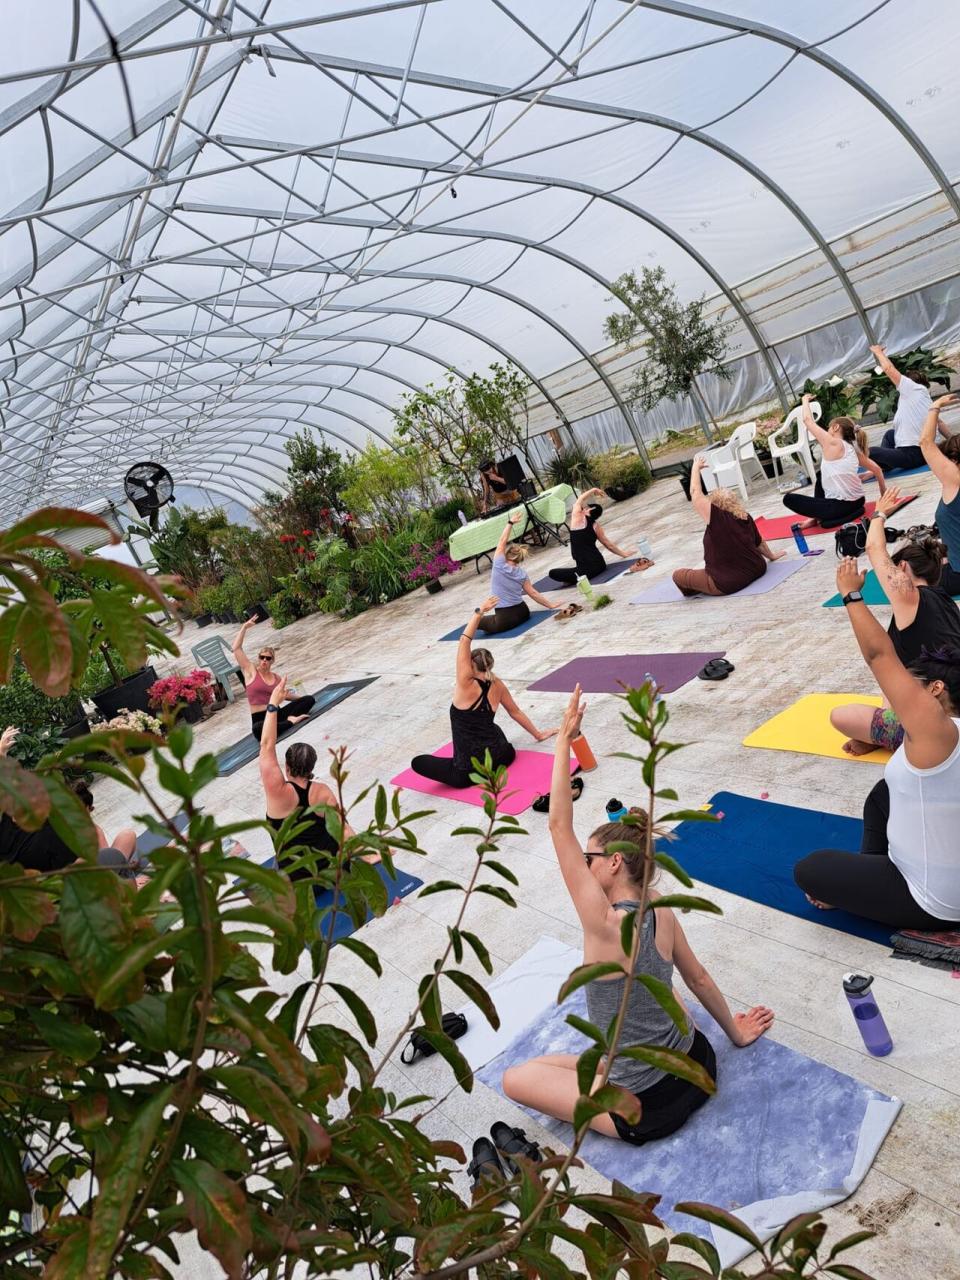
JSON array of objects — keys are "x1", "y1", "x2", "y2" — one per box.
[{"x1": 823, "y1": 570, "x2": 960, "y2": 608}]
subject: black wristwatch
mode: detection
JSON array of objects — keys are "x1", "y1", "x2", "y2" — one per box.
[
  {"x1": 474, "y1": 607, "x2": 482, "y2": 614},
  {"x1": 842, "y1": 591, "x2": 864, "y2": 606},
  {"x1": 265, "y1": 703, "x2": 280, "y2": 713}
]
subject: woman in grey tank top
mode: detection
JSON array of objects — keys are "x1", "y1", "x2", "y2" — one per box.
[{"x1": 503, "y1": 688, "x2": 774, "y2": 1145}]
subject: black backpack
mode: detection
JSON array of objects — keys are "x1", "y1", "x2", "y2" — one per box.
[{"x1": 834, "y1": 519, "x2": 868, "y2": 558}]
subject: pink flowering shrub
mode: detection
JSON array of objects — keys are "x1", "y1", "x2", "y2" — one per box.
[
  {"x1": 148, "y1": 668, "x2": 216, "y2": 711},
  {"x1": 406, "y1": 540, "x2": 461, "y2": 584}
]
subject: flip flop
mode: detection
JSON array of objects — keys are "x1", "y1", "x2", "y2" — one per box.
[
  {"x1": 532, "y1": 777, "x2": 584, "y2": 813},
  {"x1": 698, "y1": 658, "x2": 734, "y2": 681},
  {"x1": 490, "y1": 1122, "x2": 543, "y2": 1174},
  {"x1": 467, "y1": 1137, "x2": 505, "y2": 1190},
  {"x1": 554, "y1": 602, "x2": 583, "y2": 621},
  {"x1": 626, "y1": 557, "x2": 654, "y2": 573}
]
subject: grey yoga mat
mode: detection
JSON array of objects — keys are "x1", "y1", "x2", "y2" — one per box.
[
  {"x1": 630, "y1": 555, "x2": 810, "y2": 605},
  {"x1": 530, "y1": 558, "x2": 640, "y2": 592}
]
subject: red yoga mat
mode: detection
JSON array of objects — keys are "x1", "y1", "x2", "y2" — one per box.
[
  {"x1": 390, "y1": 745, "x2": 577, "y2": 816},
  {"x1": 754, "y1": 494, "x2": 917, "y2": 542}
]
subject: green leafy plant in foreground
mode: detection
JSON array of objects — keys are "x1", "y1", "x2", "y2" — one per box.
[{"x1": 0, "y1": 510, "x2": 880, "y2": 1279}]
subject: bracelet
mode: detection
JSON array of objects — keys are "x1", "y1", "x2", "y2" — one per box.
[
  {"x1": 265, "y1": 704, "x2": 279, "y2": 713},
  {"x1": 870, "y1": 511, "x2": 887, "y2": 520}
]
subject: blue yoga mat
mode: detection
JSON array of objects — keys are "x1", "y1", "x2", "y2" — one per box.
[
  {"x1": 530, "y1": 558, "x2": 638, "y2": 592},
  {"x1": 669, "y1": 790, "x2": 889, "y2": 945},
  {"x1": 262, "y1": 856, "x2": 423, "y2": 942},
  {"x1": 136, "y1": 810, "x2": 189, "y2": 858},
  {"x1": 862, "y1": 463, "x2": 930, "y2": 481},
  {"x1": 440, "y1": 610, "x2": 554, "y2": 641}
]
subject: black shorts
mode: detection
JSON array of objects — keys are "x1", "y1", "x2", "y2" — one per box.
[{"x1": 611, "y1": 1029, "x2": 717, "y2": 1145}]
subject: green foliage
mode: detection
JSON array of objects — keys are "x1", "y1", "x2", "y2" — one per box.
[
  {"x1": 0, "y1": 511, "x2": 881, "y2": 1280},
  {"x1": 605, "y1": 265, "x2": 732, "y2": 409},
  {"x1": 148, "y1": 505, "x2": 228, "y2": 592},
  {"x1": 339, "y1": 441, "x2": 437, "y2": 530},
  {"x1": 258, "y1": 429, "x2": 357, "y2": 536},
  {"x1": 800, "y1": 375, "x2": 860, "y2": 425},
  {"x1": 545, "y1": 442, "x2": 598, "y2": 490},
  {"x1": 429, "y1": 492, "x2": 478, "y2": 540},
  {"x1": 857, "y1": 346, "x2": 954, "y2": 420},
  {"x1": 593, "y1": 593, "x2": 613, "y2": 610},
  {"x1": 592, "y1": 446, "x2": 652, "y2": 498}
]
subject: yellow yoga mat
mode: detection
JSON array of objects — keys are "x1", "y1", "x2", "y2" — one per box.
[{"x1": 743, "y1": 693, "x2": 889, "y2": 763}]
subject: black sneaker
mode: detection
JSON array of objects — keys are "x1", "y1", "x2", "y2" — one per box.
[{"x1": 490, "y1": 1121, "x2": 543, "y2": 1175}]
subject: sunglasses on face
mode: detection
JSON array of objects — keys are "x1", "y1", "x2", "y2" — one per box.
[{"x1": 258, "y1": 654, "x2": 274, "y2": 662}]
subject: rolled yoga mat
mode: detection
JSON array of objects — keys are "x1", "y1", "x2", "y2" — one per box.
[
  {"x1": 631, "y1": 555, "x2": 809, "y2": 605},
  {"x1": 528, "y1": 651, "x2": 724, "y2": 695},
  {"x1": 464, "y1": 937, "x2": 900, "y2": 1270},
  {"x1": 754, "y1": 493, "x2": 917, "y2": 541},
  {"x1": 439, "y1": 610, "x2": 554, "y2": 642},
  {"x1": 530, "y1": 558, "x2": 640, "y2": 592},
  {"x1": 669, "y1": 790, "x2": 891, "y2": 946},
  {"x1": 742, "y1": 692, "x2": 887, "y2": 763},
  {"x1": 390, "y1": 745, "x2": 577, "y2": 816}
]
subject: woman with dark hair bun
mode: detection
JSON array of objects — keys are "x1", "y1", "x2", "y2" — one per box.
[
  {"x1": 547, "y1": 487, "x2": 651, "y2": 584},
  {"x1": 781, "y1": 394, "x2": 885, "y2": 529},
  {"x1": 796, "y1": 561, "x2": 960, "y2": 929},
  {"x1": 831, "y1": 486, "x2": 960, "y2": 755},
  {"x1": 919, "y1": 394, "x2": 960, "y2": 593}
]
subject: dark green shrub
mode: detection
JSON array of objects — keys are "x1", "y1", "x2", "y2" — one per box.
[
  {"x1": 800, "y1": 375, "x2": 860, "y2": 424},
  {"x1": 592, "y1": 447, "x2": 651, "y2": 498},
  {"x1": 858, "y1": 346, "x2": 954, "y2": 420},
  {"x1": 545, "y1": 442, "x2": 598, "y2": 490},
  {"x1": 429, "y1": 492, "x2": 478, "y2": 539}
]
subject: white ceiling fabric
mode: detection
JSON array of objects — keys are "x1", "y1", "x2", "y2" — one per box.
[{"x1": 1, "y1": 0, "x2": 958, "y2": 517}]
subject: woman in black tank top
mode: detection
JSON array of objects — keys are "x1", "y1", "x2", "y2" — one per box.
[
  {"x1": 410, "y1": 598, "x2": 557, "y2": 788},
  {"x1": 548, "y1": 489, "x2": 651, "y2": 585}
]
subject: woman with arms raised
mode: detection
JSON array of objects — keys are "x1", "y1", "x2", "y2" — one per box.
[
  {"x1": 796, "y1": 560, "x2": 960, "y2": 929},
  {"x1": 503, "y1": 688, "x2": 774, "y2": 1144},
  {"x1": 547, "y1": 487, "x2": 652, "y2": 584},
  {"x1": 918, "y1": 394, "x2": 960, "y2": 594},
  {"x1": 479, "y1": 510, "x2": 558, "y2": 633},
  {"x1": 410, "y1": 598, "x2": 556, "y2": 789},
  {"x1": 672, "y1": 454, "x2": 785, "y2": 597},
  {"x1": 232, "y1": 619, "x2": 315, "y2": 741},
  {"x1": 782, "y1": 394, "x2": 885, "y2": 529}
]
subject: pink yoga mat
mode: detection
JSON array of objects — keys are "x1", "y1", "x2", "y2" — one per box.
[
  {"x1": 391, "y1": 745, "x2": 577, "y2": 816},
  {"x1": 528, "y1": 652, "x2": 724, "y2": 695},
  {"x1": 754, "y1": 494, "x2": 917, "y2": 542}
]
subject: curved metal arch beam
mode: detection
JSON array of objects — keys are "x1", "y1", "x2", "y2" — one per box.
[{"x1": 634, "y1": 0, "x2": 960, "y2": 223}]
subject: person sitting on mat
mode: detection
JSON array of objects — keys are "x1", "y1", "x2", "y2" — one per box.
[
  {"x1": 672, "y1": 454, "x2": 786, "y2": 597},
  {"x1": 867, "y1": 344, "x2": 952, "y2": 474},
  {"x1": 547, "y1": 487, "x2": 652, "y2": 585},
  {"x1": 503, "y1": 686, "x2": 774, "y2": 1145},
  {"x1": 480, "y1": 511, "x2": 559, "y2": 633},
  {"x1": 830, "y1": 487, "x2": 960, "y2": 755},
  {"x1": 232, "y1": 619, "x2": 315, "y2": 741},
  {"x1": 782, "y1": 395, "x2": 885, "y2": 529},
  {"x1": 258, "y1": 675, "x2": 369, "y2": 880},
  {"x1": 411, "y1": 598, "x2": 556, "y2": 789},
  {"x1": 795, "y1": 560, "x2": 960, "y2": 930},
  {"x1": 479, "y1": 459, "x2": 519, "y2": 513},
  {"x1": 918, "y1": 394, "x2": 960, "y2": 595}
]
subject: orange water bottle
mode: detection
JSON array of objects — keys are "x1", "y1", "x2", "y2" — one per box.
[{"x1": 571, "y1": 733, "x2": 597, "y2": 772}]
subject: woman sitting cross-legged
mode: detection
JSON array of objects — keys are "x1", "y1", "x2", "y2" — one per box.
[
  {"x1": 918, "y1": 394, "x2": 960, "y2": 595},
  {"x1": 232, "y1": 619, "x2": 315, "y2": 741},
  {"x1": 502, "y1": 687, "x2": 774, "y2": 1144},
  {"x1": 795, "y1": 560, "x2": 960, "y2": 930},
  {"x1": 410, "y1": 599, "x2": 556, "y2": 789},
  {"x1": 258, "y1": 675, "x2": 371, "y2": 880},
  {"x1": 479, "y1": 511, "x2": 559, "y2": 632},
  {"x1": 672, "y1": 453, "x2": 786, "y2": 597},
  {"x1": 547, "y1": 487, "x2": 653, "y2": 584},
  {"x1": 782, "y1": 394, "x2": 885, "y2": 529},
  {"x1": 830, "y1": 486, "x2": 960, "y2": 755}
]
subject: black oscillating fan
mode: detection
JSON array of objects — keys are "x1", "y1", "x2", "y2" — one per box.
[{"x1": 123, "y1": 461, "x2": 175, "y2": 531}]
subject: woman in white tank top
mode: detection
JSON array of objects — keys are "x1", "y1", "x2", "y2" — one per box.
[
  {"x1": 795, "y1": 558, "x2": 960, "y2": 928},
  {"x1": 782, "y1": 396, "x2": 886, "y2": 529}
]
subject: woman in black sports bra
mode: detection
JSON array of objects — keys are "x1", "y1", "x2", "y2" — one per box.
[
  {"x1": 410, "y1": 597, "x2": 557, "y2": 788},
  {"x1": 548, "y1": 488, "x2": 652, "y2": 584}
]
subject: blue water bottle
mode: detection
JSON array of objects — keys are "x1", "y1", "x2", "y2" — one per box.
[
  {"x1": 606, "y1": 798, "x2": 628, "y2": 822},
  {"x1": 790, "y1": 523, "x2": 809, "y2": 555},
  {"x1": 843, "y1": 972, "x2": 893, "y2": 1056}
]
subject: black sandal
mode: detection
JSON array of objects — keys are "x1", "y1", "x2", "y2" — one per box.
[
  {"x1": 468, "y1": 1136, "x2": 505, "y2": 1190},
  {"x1": 532, "y1": 776, "x2": 583, "y2": 813},
  {"x1": 490, "y1": 1121, "x2": 543, "y2": 1174},
  {"x1": 698, "y1": 658, "x2": 734, "y2": 681}
]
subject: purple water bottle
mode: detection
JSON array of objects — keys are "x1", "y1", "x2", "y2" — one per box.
[
  {"x1": 843, "y1": 973, "x2": 893, "y2": 1056},
  {"x1": 790, "y1": 523, "x2": 809, "y2": 555}
]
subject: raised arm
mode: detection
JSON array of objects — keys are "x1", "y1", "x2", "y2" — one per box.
[
  {"x1": 497, "y1": 680, "x2": 557, "y2": 742},
  {"x1": 493, "y1": 508, "x2": 523, "y2": 557},
  {"x1": 456, "y1": 597, "x2": 496, "y2": 685},
  {"x1": 258, "y1": 675, "x2": 288, "y2": 802},
  {"x1": 231, "y1": 618, "x2": 256, "y2": 679},
  {"x1": 547, "y1": 688, "x2": 611, "y2": 933},
  {"x1": 572, "y1": 486, "x2": 605, "y2": 514},
  {"x1": 920, "y1": 396, "x2": 960, "y2": 496},
  {"x1": 836, "y1": 558, "x2": 958, "y2": 767},
  {"x1": 799, "y1": 393, "x2": 841, "y2": 456},
  {"x1": 865, "y1": 486, "x2": 920, "y2": 631},
  {"x1": 870, "y1": 343, "x2": 901, "y2": 388},
  {"x1": 689, "y1": 454, "x2": 712, "y2": 523}
]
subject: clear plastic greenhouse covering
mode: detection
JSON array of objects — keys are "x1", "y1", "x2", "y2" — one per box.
[{"x1": 1, "y1": 0, "x2": 959, "y2": 520}]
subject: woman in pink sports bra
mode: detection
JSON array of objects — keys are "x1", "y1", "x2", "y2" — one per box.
[{"x1": 232, "y1": 619, "x2": 315, "y2": 741}]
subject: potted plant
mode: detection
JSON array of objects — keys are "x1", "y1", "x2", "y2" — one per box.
[
  {"x1": 406, "y1": 542, "x2": 461, "y2": 595},
  {"x1": 592, "y1": 447, "x2": 651, "y2": 501},
  {"x1": 99, "y1": 709, "x2": 165, "y2": 750},
  {"x1": 857, "y1": 345, "x2": 953, "y2": 421},
  {"x1": 85, "y1": 646, "x2": 159, "y2": 722},
  {"x1": 148, "y1": 669, "x2": 216, "y2": 724}
]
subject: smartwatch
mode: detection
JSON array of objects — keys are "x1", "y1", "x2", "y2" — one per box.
[
  {"x1": 842, "y1": 591, "x2": 864, "y2": 606},
  {"x1": 474, "y1": 607, "x2": 482, "y2": 614},
  {"x1": 265, "y1": 703, "x2": 280, "y2": 713},
  {"x1": 869, "y1": 511, "x2": 887, "y2": 521}
]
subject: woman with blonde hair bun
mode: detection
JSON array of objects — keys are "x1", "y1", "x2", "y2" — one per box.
[{"x1": 672, "y1": 454, "x2": 786, "y2": 597}]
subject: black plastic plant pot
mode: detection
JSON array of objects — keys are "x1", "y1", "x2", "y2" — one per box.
[
  {"x1": 194, "y1": 612, "x2": 213, "y2": 628},
  {"x1": 91, "y1": 667, "x2": 158, "y2": 720},
  {"x1": 606, "y1": 485, "x2": 632, "y2": 502},
  {"x1": 178, "y1": 700, "x2": 204, "y2": 725},
  {"x1": 425, "y1": 579, "x2": 444, "y2": 595},
  {"x1": 60, "y1": 716, "x2": 91, "y2": 741},
  {"x1": 247, "y1": 602, "x2": 269, "y2": 623}
]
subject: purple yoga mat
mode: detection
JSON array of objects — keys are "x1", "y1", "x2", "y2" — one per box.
[
  {"x1": 630, "y1": 555, "x2": 809, "y2": 605},
  {"x1": 528, "y1": 652, "x2": 725, "y2": 695},
  {"x1": 530, "y1": 558, "x2": 638, "y2": 592}
]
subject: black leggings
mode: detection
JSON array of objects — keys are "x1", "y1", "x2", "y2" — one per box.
[
  {"x1": 869, "y1": 429, "x2": 926, "y2": 474},
  {"x1": 782, "y1": 474, "x2": 864, "y2": 529},
  {"x1": 251, "y1": 694, "x2": 316, "y2": 741},
  {"x1": 476, "y1": 602, "x2": 529, "y2": 634},
  {"x1": 548, "y1": 560, "x2": 605, "y2": 585},
  {"x1": 794, "y1": 779, "x2": 960, "y2": 930},
  {"x1": 411, "y1": 743, "x2": 516, "y2": 789}
]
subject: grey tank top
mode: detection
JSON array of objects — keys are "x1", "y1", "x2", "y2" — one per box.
[{"x1": 584, "y1": 903, "x2": 694, "y2": 1093}]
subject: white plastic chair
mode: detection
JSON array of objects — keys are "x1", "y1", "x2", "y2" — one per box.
[
  {"x1": 702, "y1": 422, "x2": 769, "y2": 503},
  {"x1": 768, "y1": 401, "x2": 822, "y2": 485}
]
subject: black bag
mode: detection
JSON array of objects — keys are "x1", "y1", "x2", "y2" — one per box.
[
  {"x1": 835, "y1": 519, "x2": 868, "y2": 558},
  {"x1": 401, "y1": 1012, "x2": 468, "y2": 1064}
]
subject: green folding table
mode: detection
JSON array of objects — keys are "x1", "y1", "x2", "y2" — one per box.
[{"x1": 448, "y1": 483, "x2": 573, "y2": 571}]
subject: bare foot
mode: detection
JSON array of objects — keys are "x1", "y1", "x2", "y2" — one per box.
[
  {"x1": 798, "y1": 518, "x2": 818, "y2": 530},
  {"x1": 628, "y1": 558, "x2": 654, "y2": 573},
  {"x1": 362, "y1": 853, "x2": 382, "y2": 865},
  {"x1": 805, "y1": 893, "x2": 834, "y2": 910},
  {"x1": 842, "y1": 738, "x2": 874, "y2": 756},
  {"x1": 288, "y1": 714, "x2": 310, "y2": 725}
]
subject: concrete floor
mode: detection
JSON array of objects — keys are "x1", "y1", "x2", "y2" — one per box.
[{"x1": 91, "y1": 451, "x2": 960, "y2": 1279}]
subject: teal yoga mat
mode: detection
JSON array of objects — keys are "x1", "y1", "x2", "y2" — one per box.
[{"x1": 823, "y1": 569, "x2": 960, "y2": 607}]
